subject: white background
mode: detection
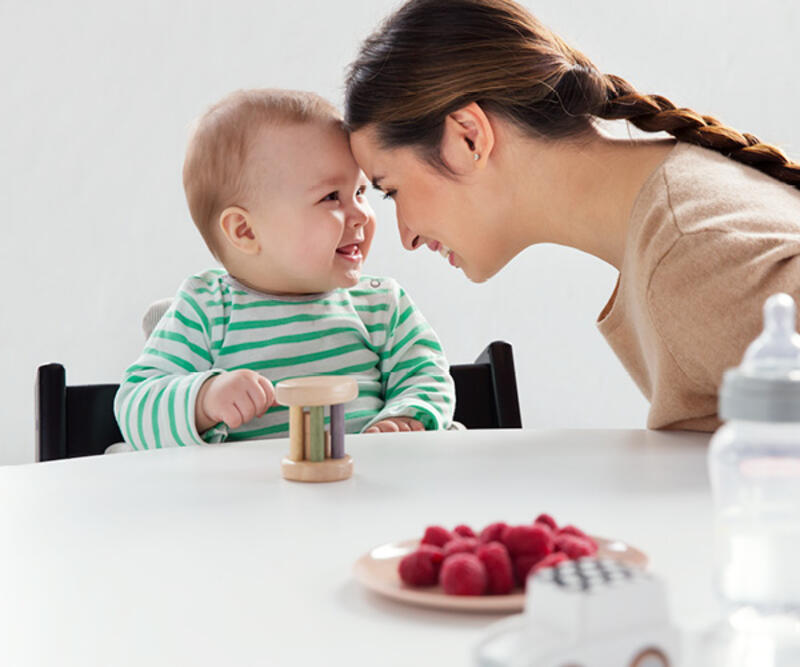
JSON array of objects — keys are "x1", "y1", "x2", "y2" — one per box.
[{"x1": 1, "y1": 0, "x2": 797, "y2": 465}]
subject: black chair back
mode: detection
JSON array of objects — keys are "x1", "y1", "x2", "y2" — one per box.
[
  {"x1": 450, "y1": 341, "x2": 522, "y2": 429},
  {"x1": 35, "y1": 363, "x2": 122, "y2": 462}
]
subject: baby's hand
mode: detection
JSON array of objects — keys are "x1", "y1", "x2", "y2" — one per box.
[
  {"x1": 196, "y1": 370, "x2": 275, "y2": 432},
  {"x1": 364, "y1": 417, "x2": 425, "y2": 433}
]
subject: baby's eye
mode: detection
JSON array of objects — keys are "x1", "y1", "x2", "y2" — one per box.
[
  {"x1": 382, "y1": 189, "x2": 397, "y2": 201},
  {"x1": 356, "y1": 185, "x2": 367, "y2": 197},
  {"x1": 321, "y1": 191, "x2": 340, "y2": 202}
]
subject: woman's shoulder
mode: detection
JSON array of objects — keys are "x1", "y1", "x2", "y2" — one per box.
[
  {"x1": 625, "y1": 142, "x2": 800, "y2": 287},
  {"x1": 618, "y1": 144, "x2": 800, "y2": 388},
  {"x1": 639, "y1": 145, "x2": 800, "y2": 391},
  {"x1": 645, "y1": 142, "x2": 800, "y2": 237}
]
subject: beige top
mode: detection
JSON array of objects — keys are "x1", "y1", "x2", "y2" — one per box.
[{"x1": 597, "y1": 142, "x2": 800, "y2": 431}]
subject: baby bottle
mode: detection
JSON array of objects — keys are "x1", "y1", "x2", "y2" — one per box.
[{"x1": 708, "y1": 293, "x2": 800, "y2": 631}]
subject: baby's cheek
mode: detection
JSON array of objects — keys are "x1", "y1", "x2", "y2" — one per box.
[{"x1": 363, "y1": 223, "x2": 376, "y2": 251}]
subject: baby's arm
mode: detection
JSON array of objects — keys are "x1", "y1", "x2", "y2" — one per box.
[
  {"x1": 114, "y1": 277, "x2": 273, "y2": 449},
  {"x1": 366, "y1": 282, "x2": 455, "y2": 431}
]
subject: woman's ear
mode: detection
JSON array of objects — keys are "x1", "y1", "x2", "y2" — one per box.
[
  {"x1": 219, "y1": 206, "x2": 260, "y2": 255},
  {"x1": 440, "y1": 102, "x2": 495, "y2": 174}
]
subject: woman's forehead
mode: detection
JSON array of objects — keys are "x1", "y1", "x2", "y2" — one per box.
[
  {"x1": 350, "y1": 127, "x2": 407, "y2": 183},
  {"x1": 349, "y1": 127, "x2": 380, "y2": 168}
]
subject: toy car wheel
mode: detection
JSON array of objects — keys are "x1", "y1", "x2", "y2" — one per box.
[{"x1": 629, "y1": 647, "x2": 669, "y2": 667}]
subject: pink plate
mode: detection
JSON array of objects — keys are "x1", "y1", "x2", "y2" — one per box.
[{"x1": 353, "y1": 536, "x2": 648, "y2": 613}]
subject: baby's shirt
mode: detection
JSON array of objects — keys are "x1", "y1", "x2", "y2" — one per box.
[{"x1": 114, "y1": 270, "x2": 455, "y2": 449}]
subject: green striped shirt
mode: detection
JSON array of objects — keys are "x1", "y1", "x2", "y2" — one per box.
[{"x1": 114, "y1": 269, "x2": 455, "y2": 449}]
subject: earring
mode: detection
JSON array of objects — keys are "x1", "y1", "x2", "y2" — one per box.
[{"x1": 473, "y1": 153, "x2": 480, "y2": 161}]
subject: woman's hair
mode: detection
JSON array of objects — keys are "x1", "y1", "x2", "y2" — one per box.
[{"x1": 345, "y1": 0, "x2": 800, "y2": 188}]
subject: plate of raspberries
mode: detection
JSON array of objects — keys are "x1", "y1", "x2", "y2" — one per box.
[{"x1": 353, "y1": 514, "x2": 648, "y2": 612}]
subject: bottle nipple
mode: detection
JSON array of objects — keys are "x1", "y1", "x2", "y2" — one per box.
[{"x1": 741, "y1": 293, "x2": 800, "y2": 374}]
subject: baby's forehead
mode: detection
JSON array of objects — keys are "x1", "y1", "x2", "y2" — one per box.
[{"x1": 246, "y1": 120, "x2": 361, "y2": 190}]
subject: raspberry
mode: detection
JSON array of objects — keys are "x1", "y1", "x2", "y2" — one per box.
[
  {"x1": 534, "y1": 513, "x2": 558, "y2": 532},
  {"x1": 476, "y1": 542, "x2": 514, "y2": 595},
  {"x1": 530, "y1": 551, "x2": 568, "y2": 576},
  {"x1": 453, "y1": 524, "x2": 476, "y2": 538},
  {"x1": 418, "y1": 544, "x2": 445, "y2": 565},
  {"x1": 558, "y1": 525, "x2": 596, "y2": 547},
  {"x1": 501, "y1": 524, "x2": 554, "y2": 559},
  {"x1": 478, "y1": 522, "x2": 508, "y2": 544},
  {"x1": 440, "y1": 553, "x2": 488, "y2": 596},
  {"x1": 443, "y1": 537, "x2": 478, "y2": 558},
  {"x1": 421, "y1": 525, "x2": 452, "y2": 548},
  {"x1": 555, "y1": 534, "x2": 598, "y2": 559},
  {"x1": 398, "y1": 545, "x2": 444, "y2": 587}
]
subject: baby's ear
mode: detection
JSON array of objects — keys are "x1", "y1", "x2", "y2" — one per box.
[{"x1": 219, "y1": 206, "x2": 259, "y2": 255}]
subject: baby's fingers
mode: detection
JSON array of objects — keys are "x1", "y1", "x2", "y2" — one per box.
[
  {"x1": 221, "y1": 403, "x2": 245, "y2": 429},
  {"x1": 365, "y1": 421, "x2": 395, "y2": 433},
  {"x1": 247, "y1": 381, "x2": 270, "y2": 417},
  {"x1": 228, "y1": 383, "x2": 258, "y2": 425},
  {"x1": 255, "y1": 374, "x2": 276, "y2": 408}
]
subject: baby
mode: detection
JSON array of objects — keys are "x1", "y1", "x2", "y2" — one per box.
[{"x1": 114, "y1": 89, "x2": 455, "y2": 449}]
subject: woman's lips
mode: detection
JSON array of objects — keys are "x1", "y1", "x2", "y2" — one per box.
[
  {"x1": 420, "y1": 238, "x2": 463, "y2": 268},
  {"x1": 433, "y1": 241, "x2": 459, "y2": 268}
]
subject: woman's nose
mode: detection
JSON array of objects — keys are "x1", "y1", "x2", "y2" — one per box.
[{"x1": 398, "y1": 220, "x2": 421, "y2": 251}]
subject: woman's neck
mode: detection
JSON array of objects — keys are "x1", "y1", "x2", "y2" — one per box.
[{"x1": 504, "y1": 126, "x2": 677, "y2": 270}]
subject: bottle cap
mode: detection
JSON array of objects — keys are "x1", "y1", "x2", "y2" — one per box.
[{"x1": 720, "y1": 293, "x2": 800, "y2": 422}]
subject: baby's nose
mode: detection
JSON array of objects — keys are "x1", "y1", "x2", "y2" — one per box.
[{"x1": 348, "y1": 205, "x2": 369, "y2": 227}]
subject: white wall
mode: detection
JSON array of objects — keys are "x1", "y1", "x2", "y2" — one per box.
[{"x1": 2, "y1": 0, "x2": 798, "y2": 465}]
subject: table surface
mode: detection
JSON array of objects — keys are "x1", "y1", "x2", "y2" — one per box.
[{"x1": 0, "y1": 429, "x2": 716, "y2": 666}]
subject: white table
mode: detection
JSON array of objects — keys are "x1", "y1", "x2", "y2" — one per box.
[{"x1": 0, "y1": 429, "x2": 715, "y2": 666}]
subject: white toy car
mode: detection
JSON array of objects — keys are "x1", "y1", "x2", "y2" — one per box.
[{"x1": 474, "y1": 558, "x2": 680, "y2": 667}]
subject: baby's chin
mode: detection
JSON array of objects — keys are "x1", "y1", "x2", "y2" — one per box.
[{"x1": 336, "y1": 270, "x2": 363, "y2": 288}]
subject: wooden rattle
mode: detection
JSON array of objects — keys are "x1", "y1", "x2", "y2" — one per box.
[{"x1": 275, "y1": 376, "x2": 358, "y2": 482}]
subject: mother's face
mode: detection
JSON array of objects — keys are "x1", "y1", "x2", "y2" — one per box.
[{"x1": 349, "y1": 125, "x2": 509, "y2": 283}]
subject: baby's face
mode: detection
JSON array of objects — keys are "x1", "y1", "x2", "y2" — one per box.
[{"x1": 241, "y1": 122, "x2": 376, "y2": 294}]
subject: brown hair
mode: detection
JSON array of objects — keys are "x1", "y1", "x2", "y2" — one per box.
[
  {"x1": 345, "y1": 0, "x2": 800, "y2": 188},
  {"x1": 183, "y1": 89, "x2": 343, "y2": 257}
]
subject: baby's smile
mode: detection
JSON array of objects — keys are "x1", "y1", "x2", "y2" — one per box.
[{"x1": 336, "y1": 240, "x2": 364, "y2": 263}]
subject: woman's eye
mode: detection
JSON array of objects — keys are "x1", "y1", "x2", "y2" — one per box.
[
  {"x1": 356, "y1": 185, "x2": 367, "y2": 196},
  {"x1": 382, "y1": 189, "x2": 397, "y2": 201},
  {"x1": 322, "y1": 191, "x2": 339, "y2": 202}
]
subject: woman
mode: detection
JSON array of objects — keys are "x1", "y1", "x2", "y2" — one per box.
[{"x1": 345, "y1": 0, "x2": 800, "y2": 432}]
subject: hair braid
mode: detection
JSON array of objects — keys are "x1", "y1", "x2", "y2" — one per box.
[
  {"x1": 345, "y1": 0, "x2": 800, "y2": 190},
  {"x1": 597, "y1": 73, "x2": 800, "y2": 189}
]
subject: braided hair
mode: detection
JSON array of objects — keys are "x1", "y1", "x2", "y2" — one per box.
[{"x1": 345, "y1": 0, "x2": 800, "y2": 189}]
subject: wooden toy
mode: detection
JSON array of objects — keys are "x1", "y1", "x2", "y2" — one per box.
[
  {"x1": 475, "y1": 558, "x2": 679, "y2": 666},
  {"x1": 275, "y1": 376, "x2": 358, "y2": 483}
]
